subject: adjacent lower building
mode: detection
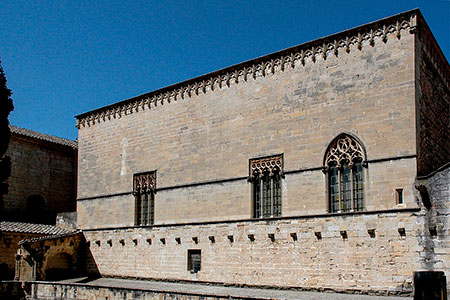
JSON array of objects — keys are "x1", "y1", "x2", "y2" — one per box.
[
  {"x1": 2, "y1": 125, "x2": 77, "y2": 224},
  {"x1": 0, "y1": 126, "x2": 78, "y2": 280}
]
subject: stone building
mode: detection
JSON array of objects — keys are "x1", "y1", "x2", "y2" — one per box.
[
  {"x1": 0, "y1": 126, "x2": 78, "y2": 281},
  {"x1": 0, "y1": 222, "x2": 75, "y2": 280},
  {"x1": 19, "y1": 9, "x2": 450, "y2": 298},
  {"x1": 1, "y1": 125, "x2": 77, "y2": 224}
]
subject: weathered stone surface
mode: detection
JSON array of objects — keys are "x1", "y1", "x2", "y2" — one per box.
[
  {"x1": 83, "y1": 211, "x2": 421, "y2": 294},
  {"x1": 31, "y1": 278, "x2": 413, "y2": 300},
  {"x1": 78, "y1": 29, "x2": 419, "y2": 229},
  {"x1": 3, "y1": 126, "x2": 77, "y2": 224}
]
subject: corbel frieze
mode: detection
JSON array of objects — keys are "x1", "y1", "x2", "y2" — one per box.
[{"x1": 76, "y1": 11, "x2": 419, "y2": 128}]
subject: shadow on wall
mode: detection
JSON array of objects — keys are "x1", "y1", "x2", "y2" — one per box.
[
  {"x1": 26, "y1": 194, "x2": 55, "y2": 225},
  {"x1": 44, "y1": 252, "x2": 73, "y2": 281},
  {"x1": 16, "y1": 232, "x2": 100, "y2": 282},
  {"x1": 0, "y1": 263, "x2": 13, "y2": 280}
]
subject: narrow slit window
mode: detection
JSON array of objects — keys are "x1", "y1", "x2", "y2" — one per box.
[{"x1": 396, "y1": 189, "x2": 403, "y2": 204}]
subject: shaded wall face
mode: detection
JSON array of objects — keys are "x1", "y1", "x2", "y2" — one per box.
[
  {"x1": 3, "y1": 137, "x2": 77, "y2": 224},
  {"x1": 17, "y1": 233, "x2": 85, "y2": 281},
  {"x1": 416, "y1": 166, "x2": 450, "y2": 292},
  {"x1": 77, "y1": 31, "x2": 418, "y2": 229},
  {"x1": 416, "y1": 33, "x2": 450, "y2": 176},
  {"x1": 0, "y1": 232, "x2": 43, "y2": 280}
]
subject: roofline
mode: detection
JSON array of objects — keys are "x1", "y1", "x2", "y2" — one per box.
[
  {"x1": 19, "y1": 231, "x2": 81, "y2": 245},
  {"x1": 9, "y1": 125, "x2": 78, "y2": 149},
  {"x1": 75, "y1": 9, "x2": 435, "y2": 127}
]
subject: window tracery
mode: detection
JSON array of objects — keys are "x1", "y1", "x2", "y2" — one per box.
[
  {"x1": 325, "y1": 135, "x2": 365, "y2": 213},
  {"x1": 133, "y1": 171, "x2": 156, "y2": 225},
  {"x1": 248, "y1": 155, "x2": 283, "y2": 218}
]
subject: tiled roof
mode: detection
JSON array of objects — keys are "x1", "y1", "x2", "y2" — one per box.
[
  {"x1": 19, "y1": 231, "x2": 81, "y2": 245},
  {"x1": 0, "y1": 221, "x2": 75, "y2": 235},
  {"x1": 9, "y1": 125, "x2": 77, "y2": 148}
]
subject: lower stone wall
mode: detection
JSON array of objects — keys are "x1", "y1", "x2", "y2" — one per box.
[
  {"x1": 84, "y1": 210, "x2": 424, "y2": 295},
  {"x1": 30, "y1": 282, "x2": 257, "y2": 300}
]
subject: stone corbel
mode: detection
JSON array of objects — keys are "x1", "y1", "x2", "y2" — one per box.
[{"x1": 415, "y1": 184, "x2": 431, "y2": 209}]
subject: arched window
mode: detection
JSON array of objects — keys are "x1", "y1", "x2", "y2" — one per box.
[
  {"x1": 324, "y1": 134, "x2": 365, "y2": 213},
  {"x1": 133, "y1": 171, "x2": 156, "y2": 225},
  {"x1": 248, "y1": 154, "x2": 283, "y2": 218}
]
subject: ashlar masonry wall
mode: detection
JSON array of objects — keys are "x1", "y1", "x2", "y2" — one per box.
[
  {"x1": 416, "y1": 166, "x2": 450, "y2": 291},
  {"x1": 84, "y1": 209, "x2": 421, "y2": 295},
  {"x1": 77, "y1": 19, "x2": 418, "y2": 229},
  {"x1": 4, "y1": 134, "x2": 77, "y2": 224}
]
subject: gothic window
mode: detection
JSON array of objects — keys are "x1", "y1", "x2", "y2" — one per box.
[
  {"x1": 133, "y1": 171, "x2": 156, "y2": 225},
  {"x1": 248, "y1": 154, "x2": 283, "y2": 218},
  {"x1": 325, "y1": 134, "x2": 365, "y2": 213}
]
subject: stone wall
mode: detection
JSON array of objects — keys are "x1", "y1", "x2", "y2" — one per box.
[
  {"x1": 415, "y1": 27, "x2": 450, "y2": 177},
  {"x1": 77, "y1": 26, "x2": 418, "y2": 229},
  {"x1": 31, "y1": 283, "x2": 234, "y2": 300},
  {"x1": 17, "y1": 232, "x2": 85, "y2": 281},
  {"x1": 84, "y1": 209, "x2": 422, "y2": 295},
  {"x1": 3, "y1": 134, "x2": 77, "y2": 224},
  {"x1": 416, "y1": 165, "x2": 450, "y2": 293},
  {"x1": 0, "y1": 232, "x2": 42, "y2": 280}
]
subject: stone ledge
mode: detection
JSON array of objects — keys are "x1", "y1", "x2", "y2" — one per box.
[{"x1": 29, "y1": 278, "x2": 412, "y2": 300}]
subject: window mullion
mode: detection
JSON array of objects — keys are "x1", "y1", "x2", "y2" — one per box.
[
  {"x1": 338, "y1": 168, "x2": 341, "y2": 213},
  {"x1": 270, "y1": 175, "x2": 274, "y2": 217},
  {"x1": 260, "y1": 176, "x2": 263, "y2": 218},
  {"x1": 147, "y1": 192, "x2": 152, "y2": 224},
  {"x1": 350, "y1": 167, "x2": 354, "y2": 212}
]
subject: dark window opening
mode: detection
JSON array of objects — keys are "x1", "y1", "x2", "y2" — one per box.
[
  {"x1": 188, "y1": 249, "x2": 201, "y2": 274},
  {"x1": 396, "y1": 189, "x2": 403, "y2": 204}
]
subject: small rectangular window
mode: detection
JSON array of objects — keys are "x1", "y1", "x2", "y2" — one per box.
[
  {"x1": 396, "y1": 189, "x2": 403, "y2": 204},
  {"x1": 188, "y1": 249, "x2": 201, "y2": 273}
]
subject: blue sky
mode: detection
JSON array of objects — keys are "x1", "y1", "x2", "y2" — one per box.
[{"x1": 1, "y1": 1, "x2": 449, "y2": 140}]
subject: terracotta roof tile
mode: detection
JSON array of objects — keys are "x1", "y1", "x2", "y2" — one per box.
[
  {"x1": 9, "y1": 125, "x2": 77, "y2": 148},
  {"x1": 19, "y1": 231, "x2": 81, "y2": 245},
  {"x1": 0, "y1": 221, "x2": 75, "y2": 235}
]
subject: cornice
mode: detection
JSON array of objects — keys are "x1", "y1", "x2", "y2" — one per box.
[{"x1": 76, "y1": 9, "x2": 422, "y2": 129}]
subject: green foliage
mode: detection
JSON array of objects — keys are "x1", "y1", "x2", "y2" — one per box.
[{"x1": 0, "y1": 59, "x2": 14, "y2": 200}]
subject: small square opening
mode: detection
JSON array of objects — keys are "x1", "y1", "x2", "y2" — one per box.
[{"x1": 188, "y1": 249, "x2": 201, "y2": 274}]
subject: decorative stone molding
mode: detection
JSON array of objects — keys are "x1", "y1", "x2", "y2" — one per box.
[
  {"x1": 133, "y1": 172, "x2": 156, "y2": 194},
  {"x1": 249, "y1": 154, "x2": 283, "y2": 180},
  {"x1": 76, "y1": 10, "x2": 420, "y2": 128},
  {"x1": 324, "y1": 135, "x2": 364, "y2": 168}
]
